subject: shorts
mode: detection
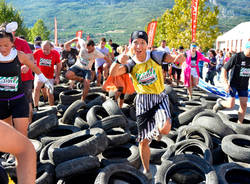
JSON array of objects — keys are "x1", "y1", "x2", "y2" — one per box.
[
  {"x1": 0, "y1": 95, "x2": 29, "y2": 119},
  {"x1": 162, "y1": 64, "x2": 169, "y2": 72},
  {"x1": 191, "y1": 68, "x2": 198, "y2": 78},
  {"x1": 91, "y1": 63, "x2": 95, "y2": 71},
  {"x1": 69, "y1": 65, "x2": 92, "y2": 80},
  {"x1": 229, "y1": 87, "x2": 248, "y2": 98},
  {"x1": 22, "y1": 80, "x2": 33, "y2": 103},
  {"x1": 172, "y1": 67, "x2": 182, "y2": 80},
  {"x1": 0, "y1": 165, "x2": 8, "y2": 184},
  {"x1": 34, "y1": 75, "x2": 54, "y2": 89},
  {"x1": 96, "y1": 65, "x2": 104, "y2": 76}
]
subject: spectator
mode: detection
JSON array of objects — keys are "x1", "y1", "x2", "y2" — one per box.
[{"x1": 205, "y1": 49, "x2": 217, "y2": 85}]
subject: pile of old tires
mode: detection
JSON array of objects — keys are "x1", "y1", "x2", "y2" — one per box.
[{"x1": 2, "y1": 82, "x2": 250, "y2": 184}]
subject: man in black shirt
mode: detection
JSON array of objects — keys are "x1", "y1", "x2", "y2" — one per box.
[
  {"x1": 109, "y1": 39, "x2": 119, "y2": 57},
  {"x1": 213, "y1": 41, "x2": 250, "y2": 124},
  {"x1": 61, "y1": 40, "x2": 79, "y2": 70}
]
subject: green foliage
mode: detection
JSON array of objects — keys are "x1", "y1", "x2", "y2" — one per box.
[
  {"x1": 28, "y1": 19, "x2": 50, "y2": 42},
  {"x1": 0, "y1": 0, "x2": 28, "y2": 38},
  {"x1": 154, "y1": 0, "x2": 220, "y2": 50}
]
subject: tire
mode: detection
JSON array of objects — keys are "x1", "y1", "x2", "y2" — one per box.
[
  {"x1": 165, "y1": 84, "x2": 177, "y2": 104},
  {"x1": 149, "y1": 136, "x2": 175, "y2": 164},
  {"x1": 59, "y1": 89, "x2": 82, "y2": 105},
  {"x1": 211, "y1": 135, "x2": 226, "y2": 165},
  {"x1": 54, "y1": 84, "x2": 69, "y2": 101},
  {"x1": 218, "y1": 112, "x2": 250, "y2": 135},
  {"x1": 161, "y1": 139, "x2": 213, "y2": 165},
  {"x1": 48, "y1": 128, "x2": 108, "y2": 165},
  {"x1": 94, "y1": 163, "x2": 148, "y2": 184},
  {"x1": 61, "y1": 100, "x2": 85, "y2": 125},
  {"x1": 86, "y1": 105, "x2": 109, "y2": 127},
  {"x1": 216, "y1": 163, "x2": 250, "y2": 184},
  {"x1": 74, "y1": 116, "x2": 89, "y2": 130},
  {"x1": 192, "y1": 109, "x2": 234, "y2": 138},
  {"x1": 102, "y1": 99, "x2": 124, "y2": 116},
  {"x1": 85, "y1": 92, "x2": 107, "y2": 109},
  {"x1": 90, "y1": 115, "x2": 127, "y2": 130},
  {"x1": 173, "y1": 106, "x2": 204, "y2": 127},
  {"x1": 39, "y1": 142, "x2": 54, "y2": 165},
  {"x1": 36, "y1": 163, "x2": 55, "y2": 184},
  {"x1": 155, "y1": 154, "x2": 218, "y2": 184},
  {"x1": 55, "y1": 156, "x2": 100, "y2": 179},
  {"x1": 106, "y1": 127, "x2": 131, "y2": 146},
  {"x1": 222, "y1": 134, "x2": 250, "y2": 163},
  {"x1": 129, "y1": 105, "x2": 136, "y2": 121},
  {"x1": 98, "y1": 143, "x2": 141, "y2": 169},
  {"x1": 56, "y1": 104, "x2": 69, "y2": 116},
  {"x1": 32, "y1": 106, "x2": 57, "y2": 122},
  {"x1": 30, "y1": 139, "x2": 43, "y2": 156},
  {"x1": 200, "y1": 97, "x2": 218, "y2": 110},
  {"x1": 39, "y1": 125, "x2": 81, "y2": 145},
  {"x1": 180, "y1": 101, "x2": 202, "y2": 108},
  {"x1": 176, "y1": 125, "x2": 213, "y2": 149},
  {"x1": 124, "y1": 93, "x2": 136, "y2": 105},
  {"x1": 28, "y1": 114, "x2": 58, "y2": 139}
]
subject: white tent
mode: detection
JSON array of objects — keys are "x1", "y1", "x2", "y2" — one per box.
[{"x1": 216, "y1": 21, "x2": 250, "y2": 52}]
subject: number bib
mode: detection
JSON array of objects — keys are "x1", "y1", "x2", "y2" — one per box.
[
  {"x1": 40, "y1": 58, "x2": 52, "y2": 67},
  {"x1": 191, "y1": 59, "x2": 196, "y2": 67},
  {"x1": 80, "y1": 57, "x2": 89, "y2": 67},
  {"x1": 240, "y1": 67, "x2": 250, "y2": 77},
  {"x1": 0, "y1": 76, "x2": 19, "y2": 91}
]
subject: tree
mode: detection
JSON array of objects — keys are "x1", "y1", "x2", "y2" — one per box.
[
  {"x1": 29, "y1": 19, "x2": 50, "y2": 42},
  {"x1": 0, "y1": 0, "x2": 29, "y2": 38},
  {"x1": 154, "y1": 0, "x2": 220, "y2": 50}
]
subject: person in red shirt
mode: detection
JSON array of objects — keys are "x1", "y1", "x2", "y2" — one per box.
[{"x1": 33, "y1": 41, "x2": 61, "y2": 109}]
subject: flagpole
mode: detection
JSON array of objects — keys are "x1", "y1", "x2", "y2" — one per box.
[{"x1": 54, "y1": 17, "x2": 58, "y2": 46}]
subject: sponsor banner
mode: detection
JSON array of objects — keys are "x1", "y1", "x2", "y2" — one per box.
[
  {"x1": 76, "y1": 30, "x2": 83, "y2": 38},
  {"x1": 147, "y1": 21, "x2": 157, "y2": 48},
  {"x1": 54, "y1": 17, "x2": 58, "y2": 46},
  {"x1": 191, "y1": 0, "x2": 199, "y2": 42}
]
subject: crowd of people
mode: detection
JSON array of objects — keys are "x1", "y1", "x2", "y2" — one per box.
[{"x1": 0, "y1": 21, "x2": 249, "y2": 182}]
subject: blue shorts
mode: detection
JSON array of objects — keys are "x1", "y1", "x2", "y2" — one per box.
[
  {"x1": 229, "y1": 87, "x2": 248, "y2": 98},
  {"x1": 69, "y1": 65, "x2": 91, "y2": 80}
]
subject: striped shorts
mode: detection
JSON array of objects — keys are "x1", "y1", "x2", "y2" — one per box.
[{"x1": 135, "y1": 90, "x2": 171, "y2": 142}]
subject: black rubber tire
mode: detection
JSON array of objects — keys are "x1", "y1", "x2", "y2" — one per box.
[
  {"x1": 56, "y1": 104, "x2": 69, "y2": 116},
  {"x1": 218, "y1": 112, "x2": 250, "y2": 135},
  {"x1": 48, "y1": 128, "x2": 108, "y2": 165},
  {"x1": 200, "y1": 97, "x2": 218, "y2": 110},
  {"x1": 36, "y1": 163, "x2": 55, "y2": 184},
  {"x1": 32, "y1": 106, "x2": 57, "y2": 122},
  {"x1": 106, "y1": 127, "x2": 131, "y2": 146},
  {"x1": 124, "y1": 93, "x2": 136, "y2": 105},
  {"x1": 211, "y1": 135, "x2": 226, "y2": 165},
  {"x1": 28, "y1": 114, "x2": 58, "y2": 139},
  {"x1": 216, "y1": 162, "x2": 250, "y2": 184},
  {"x1": 176, "y1": 125, "x2": 213, "y2": 149},
  {"x1": 55, "y1": 156, "x2": 100, "y2": 179},
  {"x1": 74, "y1": 116, "x2": 89, "y2": 130},
  {"x1": 165, "y1": 84, "x2": 178, "y2": 104},
  {"x1": 85, "y1": 92, "x2": 107, "y2": 109},
  {"x1": 98, "y1": 143, "x2": 141, "y2": 169},
  {"x1": 192, "y1": 109, "x2": 235, "y2": 138},
  {"x1": 90, "y1": 115, "x2": 127, "y2": 130},
  {"x1": 86, "y1": 105, "x2": 109, "y2": 127},
  {"x1": 222, "y1": 134, "x2": 250, "y2": 163},
  {"x1": 39, "y1": 142, "x2": 54, "y2": 165},
  {"x1": 155, "y1": 154, "x2": 218, "y2": 184},
  {"x1": 59, "y1": 89, "x2": 82, "y2": 105},
  {"x1": 30, "y1": 139, "x2": 43, "y2": 157},
  {"x1": 129, "y1": 105, "x2": 136, "y2": 121},
  {"x1": 180, "y1": 101, "x2": 202, "y2": 108},
  {"x1": 94, "y1": 163, "x2": 148, "y2": 184},
  {"x1": 161, "y1": 139, "x2": 213, "y2": 165},
  {"x1": 149, "y1": 136, "x2": 175, "y2": 164},
  {"x1": 61, "y1": 100, "x2": 85, "y2": 125},
  {"x1": 102, "y1": 99, "x2": 124, "y2": 116},
  {"x1": 39, "y1": 125, "x2": 81, "y2": 145}
]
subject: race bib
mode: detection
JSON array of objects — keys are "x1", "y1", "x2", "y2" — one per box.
[
  {"x1": 136, "y1": 67, "x2": 157, "y2": 85},
  {"x1": 40, "y1": 58, "x2": 52, "y2": 67},
  {"x1": 0, "y1": 76, "x2": 19, "y2": 91},
  {"x1": 191, "y1": 59, "x2": 196, "y2": 67},
  {"x1": 240, "y1": 67, "x2": 250, "y2": 77},
  {"x1": 80, "y1": 57, "x2": 89, "y2": 67},
  {"x1": 68, "y1": 54, "x2": 76, "y2": 64}
]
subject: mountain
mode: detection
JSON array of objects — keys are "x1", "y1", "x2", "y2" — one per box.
[{"x1": 6, "y1": 0, "x2": 250, "y2": 44}]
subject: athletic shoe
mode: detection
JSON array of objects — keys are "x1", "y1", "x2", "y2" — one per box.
[
  {"x1": 143, "y1": 171, "x2": 153, "y2": 180},
  {"x1": 154, "y1": 134, "x2": 162, "y2": 141},
  {"x1": 213, "y1": 99, "x2": 225, "y2": 112}
]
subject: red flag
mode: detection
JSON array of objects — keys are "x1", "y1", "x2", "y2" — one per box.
[
  {"x1": 54, "y1": 17, "x2": 58, "y2": 46},
  {"x1": 87, "y1": 35, "x2": 90, "y2": 41},
  {"x1": 76, "y1": 30, "x2": 83, "y2": 38},
  {"x1": 191, "y1": 0, "x2": 199, "y2": 42},
  {"x1": 147, "y1": 21, "x2": 157, "y2": 48}
]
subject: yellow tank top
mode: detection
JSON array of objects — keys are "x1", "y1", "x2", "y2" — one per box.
[{"x1": 130, "y1": 58, "x2": 165, "y2": 94}]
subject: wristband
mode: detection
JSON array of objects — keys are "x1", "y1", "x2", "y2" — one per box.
[{"x1": 37, "y1": 73, "x2": 48, "y2": 83}]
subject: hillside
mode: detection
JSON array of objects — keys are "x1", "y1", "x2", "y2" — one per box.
[{"x1": 6, "y1": 0, "x2": 250, "y2": 44}]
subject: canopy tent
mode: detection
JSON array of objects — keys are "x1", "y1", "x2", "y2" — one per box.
[{"x1": 216, "y1": 21, "x2": 250, "y2": 52}]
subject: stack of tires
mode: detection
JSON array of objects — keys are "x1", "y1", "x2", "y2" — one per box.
[{"x1": 1, "y1": 84, "x2": 250, "y2": 184}]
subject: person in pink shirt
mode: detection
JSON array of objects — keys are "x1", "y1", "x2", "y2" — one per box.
[{"x1": 183, "y1": 43, "x2": 210, "y2": 100}]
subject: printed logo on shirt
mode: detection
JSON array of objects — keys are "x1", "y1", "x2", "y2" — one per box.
[
  {"x1": 80, "y1": 57, "x2": 89, "y2": 67},
  {"x1": 191, "y1": 59, "x2": 196, "y2": 67},
  {"x1": 136, "y1": 67, "x2": 157, "y2": 85},
  {"x1": 241, "y1": 61, "x2": 246, "y2": 66},
  {"x1": 240, "y1": 67, "x2": 250, "y2": 77},
  {"x1": 0, "y1": 76, "x2": 19, "y2": 91},
  {"x1": 40, "y1": 58, "x2": 52, "y2": 67}
]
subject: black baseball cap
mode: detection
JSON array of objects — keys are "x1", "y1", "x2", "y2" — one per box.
[
  {"x1": 35, "y1": 36, "x2": 42, "y2": 42},
  {"x1": 131, "y1": 31, "x2": 148, "y2": 44}
]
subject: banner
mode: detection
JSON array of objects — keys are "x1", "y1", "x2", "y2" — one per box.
[
  {"x1": 54, "y1": 17, "x2": 58, "y2": 46},
  {"x1": 147, "y1": 21, "x2": 157, "y2": 48},
  {"x1": 76, "y1": 30, "x2": 83, "y2": 38},
  {"x1": 191, "y1": 0, "x2": 199, "y2": 42}
]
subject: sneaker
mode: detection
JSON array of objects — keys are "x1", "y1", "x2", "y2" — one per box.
[
  {"x1": 189, "y1": 95, "x2": 192, "y2": 101},
  {"x1": 143, "y1": 171, "x2": 152, "y2": 180},
  {"x1": 213, "y1": 99, "x2": 224, "y2": 112},
  {"x1": 154, "y1": 134, "x2": 162, "y2": 141},
  {"x1": 33, "y1": 106, "x2": 39, "y2": 112}
]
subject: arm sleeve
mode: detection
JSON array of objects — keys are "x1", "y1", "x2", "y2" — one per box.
[
  {"x1": 223, "y1": 54, "x2": 236, "y2": 71},
  {"x1": 151, "y1": 50, "x2": 168, "y2": 65},
  {"x1": 124, "y1": 59, "x2": 136, "y2": 73}
]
